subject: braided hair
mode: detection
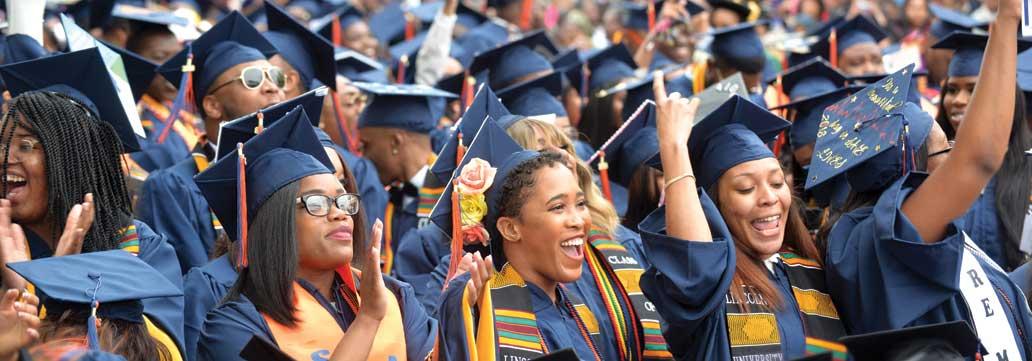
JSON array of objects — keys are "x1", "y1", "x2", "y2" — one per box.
[{"x1": 1, "y1": 91, "x2": 134, "y2": 252}]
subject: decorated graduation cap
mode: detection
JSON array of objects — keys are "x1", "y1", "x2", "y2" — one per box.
[
  {"x1": 840, "y1": 321, "x2": 978, "y2": 361},
  {"x1": 157, "y1": 11, "x2": 278, "y2": 111},
  {"x1": 932, "y1": 32, "x2": 1032, "y2": 78},
  {"x1": 585, "y1": 43, "x2": 639, "y2": 92},
  {"x1": 928, "y1": 4, "x2": 986, "y2": 39},
  {"x1": 6, "y1": 250, "x2": 181, "y2": 351},
  {"x1": 99, "y1": 41, "x2": 159, "y2": 103},
  {"x1": 497, "y1": 72, "x2": 567, "y2": 118},
  {"x1": 847, "y1": 69, "x2": 927, "y2": 105},
  {"x1": 804, "y1": 64, "x2": 933, "y2": 192},
  {"x1": 810, "y1": 15, "x2": 887, "y2": 68},
  {"x1": 429, "y1": 117, "x2": 539, "y2": 275},
  {"x1": 772, "y1": 85, "x2": 862, "y2": 149},
  {"x1": 623, "y1": 1, "x2": 706, "y2": 31},
  {"x1": 195, "y1": 105, "x2": 335, "y2": 269},
  {"x1": 313, "y1": 5, "x2": 366, "y2": 46},
  {"x1": 469, "y1": 31, "x2": 560, "y2": 90},
  {"x1": 110, "y1": 3, "x2": 191, "y2": 28},
  {"x1": 431, "y1": 84, "x2": 511, "y2": 183},
  {"x1": 710, "y1": 21, "x2": 768, "y2": 74},
  {"x1": 647, "y1": 95, "x2": 790, "y2": 187},
  {"x1": 216, "y1": 87, "x2": 328, "y2": 160},
  {"x1": 355, "y1": 82, "x2": 458, "y2": 133},
  {"x1": 774, "y1": 57, "x2": 847, "y2": 101},
  {"x1": 264, "y1": 1, "x2": 336, "y2": 89},
  {"x1": 0, "y1": 48, "x2": 144, "y2": 152}
]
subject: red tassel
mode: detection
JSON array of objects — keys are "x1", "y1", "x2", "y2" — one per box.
[
  {"x1": 773, "y1": 130, "x2": 786, "y2": 158},
  {"x1": 330, "y1": 90, "x2": 360, "y2": 154},
  {"x1": 829, "y1": 29, "x2": 838, "y2": 69},
  {"x1": 461, "y1": 73, "x2": 475, "y2": 113},
  {"x1": 236, "y1": 143, "x2": 249, "y2": 269},
  {"x1": 397, "y1": 55, "x2": 408, "y2": 84},
  {"x1": 253, "y1": 112, "x2": 264, "y2": 134},
  {"x1": 445, "y1": 178, "x2": 463, "y2": 284},
  {"x1": 519, "y1": 0, "x2": 533, "y2": 31},
  {"x1": 598, "y1": 152, "x2": 613, "y2": 203},
  {"x1": 647, "y1": 0, "x2": 656, "y2": 33},
  {"x1": 332, "y1": 14, "x2": 342, "y2": 47},
  {"x1": 404, "y1": 13, "x2": 416, "y2": 41}
]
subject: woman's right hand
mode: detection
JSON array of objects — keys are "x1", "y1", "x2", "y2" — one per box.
[
  {"x1": 0, "y1": 200, "x2": 28, "y2": 290},
  {"x1": 54, "y1": 193, "x2": 94, "y2": 257},
  {"x1": 465, "y1": 252, "x2": 494, "y2": 307},
  {"x1": 357, "y1": 220, "x2": 389, "y2": 322},
  {"x1": 653, "y1": 71, "x2": 700, "y2": 149},
  {"x1": 0, "y1": 289, "x2": 39, "y2": 361}
]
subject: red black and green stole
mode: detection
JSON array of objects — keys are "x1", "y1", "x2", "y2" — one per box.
[
  {"x1": 583, "y1": 228, "x2": 674, "y2": 360},
  {"x1": 465, "y1": 264, "x2": 604, "y2": 361},
  {"x1": 724, "y1": 252, "x2": 847, "y2": 361}
]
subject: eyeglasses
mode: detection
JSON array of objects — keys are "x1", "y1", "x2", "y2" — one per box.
[
  {"x1": 1, "y1": 138, "x2": 42, "y2": 160},
  {"x1": 296, "y1": 193, "x2": 361, "y2": 217},
  {"x1": 208, "y1": 66, "x2": 286, "y2": 94},
  {"x1": 340, "y1": 93, "x2": 368, "y2": 107}
]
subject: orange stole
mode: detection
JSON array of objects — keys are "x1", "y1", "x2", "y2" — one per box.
[{"x1": 263, "y1": 282, "x2": 408, "y2": 361}]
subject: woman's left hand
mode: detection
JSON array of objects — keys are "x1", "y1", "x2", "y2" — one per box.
[
  {"x1": 357, "y1": 220, "x2": 389, "y2": 322},
  {"x1": 53, "y1": 193, "x2": 94, "y2": 257}
]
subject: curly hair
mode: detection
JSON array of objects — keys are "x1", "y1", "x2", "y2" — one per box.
[
  {"x1": 496, "y1": 152, "x2": 570, "y2": 220},
  {"x1": 1, "y1": 91, "x2": 134, "y2": 252}
]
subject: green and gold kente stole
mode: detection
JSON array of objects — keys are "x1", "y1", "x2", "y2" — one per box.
[
  {"x1": 584, "y1": 228, "x2": 673, "y2": 360},
  {"x1": 117, "y1": 224, "x2": 140, "y2": 255},
  {"x1": 724, "y1": 252, "x2": 847, "y2": 361},
  {"x1": 416, "y1": 186, "x2": 444, "y2": 220},
  {"x1": 470, "y1": 264, "x2": 604, "y2": 361}
]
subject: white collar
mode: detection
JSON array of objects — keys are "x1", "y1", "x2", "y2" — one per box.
[
  {"x1": 763, "y1": 254, "x2": 782, "y2": 274},
  {"x1": 409, "y1": 165, "x2": 429, "y2": 191}
]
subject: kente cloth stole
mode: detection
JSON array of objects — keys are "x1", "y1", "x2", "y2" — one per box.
[
  {"x1": 470, "y1": 264, "x2": 604, "y2": 361},
  {"x1": 584, "y1": 227, "x2": 673, "y2": 360},
  {"x1": 724, "y1": 252, "x2": 847, "y2": 361},
  {"x1": 263, "y1": 271, "x2": 408, "y2": 361}
]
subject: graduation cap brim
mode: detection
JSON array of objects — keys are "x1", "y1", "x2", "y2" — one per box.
[
  {"x1": 112, "y1": 4, "x2": 191, "y2": 28},
  {"x1": 335, "y1": 48, "x2": 383, "y2": 74},
  {"x1": 468, "y1": 31, "x2": 560, "y2": 77},
  {"x1": 352, "y1": 82, "x2": 459, "y2": 98},
  {"x1": 931, "y1": 31, "x2": 1032, "y2": 52},
  {"x1": 552, "y1": 49, "x2": 586, "y2": 86},
  {"x1": 587, "y1": 43, "x2": 638, "y2": 73},
  {"x1": 928, "y1": 4, "x2": 987, "y2": 33},
  {"x1": 0, "y1": 48, "x2": 143, "y2": 152},
  {"x1": 265, "y1": 1, "x2": 337, "y2": 87},
  {"x1": 6, "y1": 250, "x2": 182, "y2": 305},
  {"x1": 99, "y1": 40, "x2": 159, "y2": 103},
  {"x1": 158, "y1": 11, "x2": 278, "y2": 88},
  {"x1": 215, "y1": 87, "x2": 329, "y2": 160},
  {"x1": 368, "y1": 2, "x2": 409, "y2": 46},
  {"x1": 497, "y1": 71, "x2": 566, "y2": 99},
  {"x1": 839, "y1": 320, "x2": 979, "y2": 360},
  {"x1": 769, "y1": 85, "x2": 865, "y2": 110},
  {"x1": 312, "y1": 5, "x2": 366, "y2": 43}
]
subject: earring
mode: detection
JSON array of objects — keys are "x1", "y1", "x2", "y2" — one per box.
[{"x1": 392, "y1": 148, "x2": 399, "y2": 155}]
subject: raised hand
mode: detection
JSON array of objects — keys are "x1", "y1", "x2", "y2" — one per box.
[
  {"x1": 465, "y1": 252, "x2": 494, "y2": 307},
  {"x1": 358, "y1": 220, "x2": 389, "y2": 322},
  {"x1": 54, "y1": 193, "x2": 94, "y2": 257},
  {"x1": 0, "y1": 200, "x2": 28, "y2": 290},
  {"x1": 653, "y1": 71, "x2": 700, "y2": 149},
  {"x1": 0, "y1": 289, "x2": 39, "y2": 360}
]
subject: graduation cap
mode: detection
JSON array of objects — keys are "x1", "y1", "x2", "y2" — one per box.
[
  {"x1": 931, "y1": 32, "x2": 1032, "y2": 78},
  {"x1": 810, "y1": 15, "x2": 888, "y2": 67},
  {"x1": 600, "y1": 69, "x2": 695, "y2": 122},
  {"x1": 98, "y1": 40, "x2": 159, "y2": 103},
  {"x1": 551, "y1": 49, "x2": 587, "y2": 95},
  {"x1": 368, "y1": 2, "x2": 416, "y2": 46},
  {"x1": 585, "y1": 43, "x2": 639, "y2": 92},
  {"x1": 597, "y1": 102, "x2": 658, "y2": 186},
  {"x1": 689, "y1": 72, "x2": 749, "y2": 123},
  {"x1": 804, "y1": 64, "x2": 933, "y2": 192},
  {"x1": 410, "y1": 1, "x2": 489, "y2": 31},
  {"x1": 839, "y1": 321, "x2": 979, "y2": 361},
  {"x1": 646, "y1": 95, "x2": 790, "y2": 187},
  {"x1": 313, "y1": 5, "x2": 366, "y2": 45},
  {"x1": 157, "y1": 11, "x2": 278, "y2": 110},
  {"x1": 772, "y1": 85, "x2": 863, "y2": 150},
  {"x1": 928, "y1": 4, "x2": 987, "y2": 39},
  {"x1": 0, "y1": 48, "x2": 144, "y2": 152},
  {"x1": 215, "y1": 87, "x2": 329, "y2": 160},
  {"x1": 389, "y1": 31, "x2": 470, "y2": 84},
  {"x1": 455, "y1": 21, "x2": 510, "y2": 57},
  {"x1": 110, "y1": 4, "x2": 191, "y2": 29},
  {"x1": 468, "y1": 31, "x2": 560, "y2": 89},
  {"x1": 6, "y1": 250, "x2": 182, "y2": 351},
  {"x1": 623, "y1": 1, "x2": 706, "y2": 31},
  {"x1": 431, "y1": 84, "x2": 511, "y2": 183},
  {"x1": 354, "y1": 82, "x2": 458, "y2": 133},
  {"x1": 773, "y1": 57, "x2": 847, "y2": 101},
  {"x1": 195, "y1": 104, "x2": 335, "y2": 269},
  {"x1": 428, "y1": 118, "x2": 538, "y2": 272},
  {"x1": 1019, "y1": 48, "x2": 1032, "y2": 93},
  {"x1": 497, "y1": 72, "x2": 567, "y2": 118},
  {"x1": 710, "y1": 21, "x2": 768, "y2": 74},
  {"x1": 264, "y1": 1, "x2": 337, "y2": 89}
]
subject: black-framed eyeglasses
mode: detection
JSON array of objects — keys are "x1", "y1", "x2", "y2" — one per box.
[
  {"x1": 208, "y1": 66, "x2": 286, "y2": 94},
  {"x1": 296, "y1": 194, "x2": 361, "y2": 217}
]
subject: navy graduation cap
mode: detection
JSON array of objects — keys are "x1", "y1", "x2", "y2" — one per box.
[
  {"x1": 707, "y1": 0, "x2": 757, "y2": 21},
  {"x1": 585, "y1": 43, "x2": 639, "y2": 92},
  {"x1": 335, "y1": 49, "x2": 387, "y2": 83},
  {"x1": 928, "y1": 4, "x2": 986, "y2": 39},
  {"x1": 355, "y1": 82, "x2": 458, "y2": 133},
  {"x1": 647, "y1": 95, "x2": 790, "y2": 187},
  {"x1": 497, "y1": 71, "x2": 567, "y2": 117},
  {"x1": 389, "y1": 31, "x2": 470, "y2": 83},
  {"x1": 157, "y1": 11, "x2": 278, "y2": 109},
  {"x1": 195, "y1": 104, "x2": 335, "y2": 254},
  {"x1": 710, "y1": 21, "x2": 768, "y2": 74},
  {"x1": 774, "y1": 57, "x2": 847, "y2": 101},
  {"x1": 431, "y1": 84, "x2": 511, "y2": 183},
  {"x1": 810, "y1": 15, "x2": 888, "y2": 66},
  {"x1": 552, "y1": 49, "x2": 587, "y2": 95},
  {"x1": 804, "y1": 64, "x2": 933, "y2": 192},
  {"x1": 468, "y1": 31, "x2": 560, "y2": 89},
  {"x1": 264, "y1": 1, "x2": 337, "y2": 88},
  {"x1": 597, "y1": 102, "x2": 658, "y2": 186},
  {"x1": 368, "y1": 2, "x2": 414, "y2": 46},
  {"x1": 772, "y1": 85, "x2": 863, "y2": 150},
  {"x1": 111, "y1": 3, "x2": 190, "y2": 28},
  {"x1": 455, "y1": 21, "x2": 510, "y2": 56},
  {"x1": 0, "y1": 48, "x2": 143, "y2": 152},
  {"x1": 932, "y1": 32, "x2": 1032, "y2": 78},
  {"x1": 623, "y1": 1, "x2": 706, "y2": 31},
  {"x1": 313, "y1": 5, "x2": 366, "y2": 45},
  {"x1": 6, "y1": 250, "x2": 181, "y2": 350},
  {"x1": 99, "y1": 40, "x2": 159, "y2": 103},
  {"x1": 216, "y1": 87, "x2": 329, "y2": 160}
]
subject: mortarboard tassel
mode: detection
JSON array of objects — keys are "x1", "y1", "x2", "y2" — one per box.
[
  {"x1": 253, "y1": 111, "x2": 265, "y2": 134},
  {"x1": 85, "y1": 274, "x2": 102, "y2": 350},
  {"x1": 647, "y1": 0, "x2": 656, "y2": 33},
  {"x1": 580, "y1": 63, "x2": 589, "y2": 105},
  {"x1": 397, "y1": 55, "x2": 408, "y2": 84},
  {"x1": 597, "y1": 152, "x2": 614, "y2": 203},
  {"x1": 519, "y1": 0, "x2": 533, "y2": 31},
  {"x1": 405, "y1": 13, "x2": 417, "y2": 41},
  {"x1": 692, "y1": 61, "x2": 707, "y2": 94},
  {"x1": 236, "y1": 143, "x2": 249, "y2": 269},
  {"x1": 158, "y1": 50, "x2": 195, "y2": 144},
  {"x1": 829, "y1": 29, "x2": 838, "y2": 69},
  {"x1": 461, "y1": 73, "x2": 475, "y2": 114},
  {"x1": 332, "y1": 14, "x2": 343, "y2": 47},
  {"x1": 445, "y1": 136, "x2": 466, "y2": 283},
  {"x1": 330, "y1": 90, "x2": 361, "y2": 154}
]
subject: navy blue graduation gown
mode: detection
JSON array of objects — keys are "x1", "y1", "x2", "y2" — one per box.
[
  {"x1": 130, "y1": 106, "x2": 192, "y2": 172},
  {"x1": 390, "y1": 200, "x2": 421, "y2": 258},
  {"x1": 637, "y1": 192, "x2": 810, "y2": 360},
  {"x1": 183, "y1": 254, "x2": 236, "y2": 361},
  {"x1": 825, "y1": 173, "x2": 1032, "y2": 357},
  {"x1": 957, "y1": 177, "x2": 1009, "y2": 268},
  {"x1": 438, "y1": 273, "x2": 599, "y2": 360},
  {"x1": 198, "y1": 275, "x2": 437, "y2": 361},
  {"x1": 393, "y1": 223, "x2": 450, "y2": 314},
  {"x1": 136, "y1": 157, "x2": 219, "y2": 274}
]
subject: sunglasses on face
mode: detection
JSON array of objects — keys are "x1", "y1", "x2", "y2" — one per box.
[
  {"x1": 208, "y1": 66, "x2": 286, "y2": 94},
  {"x1": 296, "y1": 193, "x2": 362, "y2": 217}
]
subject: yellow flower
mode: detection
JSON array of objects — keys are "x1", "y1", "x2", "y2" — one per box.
[{"x1": 459, "y1": 193, "x2": 487, "y2": 226}]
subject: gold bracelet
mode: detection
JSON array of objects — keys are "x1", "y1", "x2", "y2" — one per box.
[{"x1": 664, "y1": 172, "x2": 696, "y2": 190}]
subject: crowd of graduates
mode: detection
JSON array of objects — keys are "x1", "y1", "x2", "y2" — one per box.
[{"x1": 0, "y1": 0, "x2": 1029, "y2": 359}]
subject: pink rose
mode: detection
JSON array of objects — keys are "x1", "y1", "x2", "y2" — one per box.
[
  {"x1": 456, "y1": 158, "x2": 497, "y2": 196},
  {"x1": 461, "y1": 224, "x2": 490, "y2": 247}
]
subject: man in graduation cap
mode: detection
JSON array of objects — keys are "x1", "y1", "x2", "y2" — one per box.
[
  {"x1": 137, "y1": 12, "x2": 285, "y2": 275},
  {"x1": 707, "y1": 21, "x2": 772, "y2": 107},
  {"x1": 312, "y1": 4, "x2": 381, "y2": 61},
  {"x1": 620, "y1": 0, "x2": 706, "y2": 71},
  {"x1": 809, "y1": 15, "x2": 888, "y2": 77}
]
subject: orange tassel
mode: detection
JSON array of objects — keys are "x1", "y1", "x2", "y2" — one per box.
[
  {"x1": 445, "y1": 178, "x2": 463, "y2": 284},
  {"x1": 519, "y1": 0, "x2": 533, "y2": 31},
  {"x1": 462, "y1": 74, "x2": 475, "y2": 111},
  {"x1": 598, "y1": 152, "x2": 613, "y2": 203},
  {"x1": 253, "y1": 112, "x2": 264, "y2": 134},
  {"x1": 332, "y1": 15, "x2": 342, "y2": 47},
  {"x1": 647, "y1": 0, "x2": 656, "y2": 33},
  {"x1": 829, "y1": 29, "x2": 838, "y2": 69},
  {"x1": 158, "y1": 53, "x2": 195, "y2": 144},
  {"x1": 405, "y1": 13, "x2": 416, "y2": 41},
  {"x1": 397, "y1": 55, "x2": 408, "y2": 84},
  {"x1": 330, "y1": 90, "x2": 361, "y2": 154},
  {"x1": 237, "y1": 143, "x2": 249, "y2": 269}
]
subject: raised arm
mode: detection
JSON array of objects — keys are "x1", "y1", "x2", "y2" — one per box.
[{"x1": 653, "y1": 72, "x2": 710, "y2": 241}]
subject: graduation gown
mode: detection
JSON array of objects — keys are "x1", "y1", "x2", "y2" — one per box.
[
  {"x1": 25, "y1": 220, "x2": 186, "y2": 356},
  {"x1": 136, "y1": 156, "x2": 220, "y2": 274},
  {"x1": 183, "y1": 255, "x2": 236, "y2": 361},
  {"x1": 957, "y1": 177, "x2": 1010, "y2": 269},
  {"x1": 393, "y1": 223, "x2": 450, "y2": 314},
  {"x1": 198, "y1": 275, "x2": 437, "y2": 361},
  {"x1": 129, "y1": 96, "x2": 197, "y2": 172},
  {"x1": 825, "y1": 173, "x2": 1032, "y2": 359}
]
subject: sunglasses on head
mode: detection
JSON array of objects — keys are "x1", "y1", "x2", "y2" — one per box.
[{"x1": 208, "y1": 66, "x2": 286, "y2": 94}]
